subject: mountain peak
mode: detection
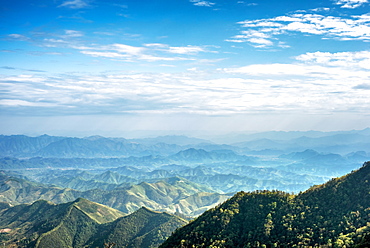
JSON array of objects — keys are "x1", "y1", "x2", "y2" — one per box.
[{"x1": 138, "y1": 206, "x2": 160, "y2": 214}]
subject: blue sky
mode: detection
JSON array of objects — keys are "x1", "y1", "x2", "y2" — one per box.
[{"x1": 1, "y1": 0, "x2": 370, "y2": 137}]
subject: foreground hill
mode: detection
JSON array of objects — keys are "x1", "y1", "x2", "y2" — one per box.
[
  {"x1": 88, "y1": 207, "x2": 187, "y2": 248},
  {"x1": 0, "y1": 198, "x2": 186, "y2": 248},
  {"x1": 0, "y1": 198, "x2": 125, "y2": 247},
  {"x1": 160, "y1": 161, "x2": 370, "y2": 247}
]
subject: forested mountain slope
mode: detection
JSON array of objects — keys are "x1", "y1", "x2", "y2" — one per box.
[
  {"x1": 160, "y1": 161, "x2": 370, "y2": 248},
  {"x1": 89, "y1": 207, "x2": 187, "y2": 248},
  {"x1": 0, "y1": 198, "x2": 186, "y2": 248},
  {"x1": 0, "y1": 198, "x2": 125, "y2": 247}
]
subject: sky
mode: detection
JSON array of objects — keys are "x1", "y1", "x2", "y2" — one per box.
[{"x1": 1, "y1": 0, "x2": 370, "y2": 137}]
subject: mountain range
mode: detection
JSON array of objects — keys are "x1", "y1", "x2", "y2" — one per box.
[
  {"x1": 0, "y1": 131, "x2": 369, "y2": 247},
  {"x1": 2, "y1": 130, "x2": 370, "y2": 158},
  {"x1": 0, "y1": 172, "x2": 231, "y2": 216},
  {"x1": 1, "y1": 161, "x2": 369, "y2": 247}
]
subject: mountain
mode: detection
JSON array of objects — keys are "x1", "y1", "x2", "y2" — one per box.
[
  {"x1": 279, "y1": 149, "x2": 320, "y2": 160},
  {"x1": 0, "y1": 198, "x2": 125, "y2": 248},
  {"x1": 129, "y1": 135, "x2": 212, "y2": 146},
  {"x1": 0, "y1": 135, "x2": 183, "y2": 158},
  {"x1": 2, "y1": 132, "x2": 370, "y2": 158},
  {"x1": 0, "y1": 156, "x2": 166, "y2": 170},
  {"x1": 170, "y1": 148, "x2": 246, "y2": 163},
  {"x1": 88, "y1": 207, "x2": 187, "y2": 248},
  {"x1": 36, "y1": 137, "x2": 125, "y2": 157},
  {"x1": 41, "y1": 171, "x2": 136, "y2": 191},
  {"x1": 234, "y1": 138, "x2": 286, "y2": 150},
  {"x1": 81, "y1": 178, "x2": 219, "y2": 214},
  {"x1": 0, "y1": 198, "x2": 186, "y2": 248},
  {"x1": 0, "y1": 134, "x2": 63, "y2": 157},
  {"x1": 0, "y1": 172, "x2": 80, "y2": 204},
  {"x1": 1, "y1": 155, "x2": 330, "y2": 194},
  {"x1": 160, "y1": 161, "x2": 370, "y2": 247},
  {"x1": 0, "y1": 173, "x2": 227, "y2": 216},
  {"x1": 212, "y1": 128, "x2": 370, "y2": 145},
  {"x1": 231, "y1": 132, "x2": 370, "y2": 154}
]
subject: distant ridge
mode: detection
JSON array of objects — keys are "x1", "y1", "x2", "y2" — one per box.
[
  {"x1": 0, "y1": 134, "x2": 184, "y2": 158},
  {"x1": 129, "y1": 135, "x2": 212, "y2": 145}
]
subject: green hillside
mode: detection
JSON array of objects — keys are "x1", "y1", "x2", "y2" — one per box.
[
  {"x1": 89, "y1": 207, "x2": 187, "y2": 248},
  {"x1": 0, "y1": 198, "x2": 125, "y2": 247},
  {"x1": 0, "y1": 198, "x2": 186, "y2": 248},
  {"x1": 160, "y1": 161, "x2": 370, "y2": 247}
]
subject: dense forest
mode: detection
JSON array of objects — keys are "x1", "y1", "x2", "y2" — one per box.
[
  {"x1": 0, "y1": 198, "x2": 187, "y2": 248},
  {"x1": 160, "y1": 162, "x2": 370, "y2": 247}
]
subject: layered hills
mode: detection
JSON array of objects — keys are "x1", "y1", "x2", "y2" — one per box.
[
  {"x1": 1, "y1": 132, "x2": 369, "y2": 218},
  {"x1": 0, "y1": 132, "x2": 370, "y2": 247},
  {"x1": 0, "y1": 172, "x2": 230, "y2": 216},
  {"x1": 160, "y1": 161, "x2": 370, "y2": 247},
  {"x1": 0, "y1": 198, "x2": 186, "y2": 248},
  {"x1": 2, "y1": 131, "x2": 370, "y2": 158},
  {"x1": 2, "y1": 133, "x2": 369, "y2": 193}
]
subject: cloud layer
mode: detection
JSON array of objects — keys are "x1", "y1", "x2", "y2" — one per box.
[
  {"x1": 59, "y1": 0, "x2": 90, "y2": 9},
  {"x1": 2, "y1": 0, "x2": 370, "y2": 134},
  {"x1": 190, "y1": 0, "x2": 216, "y2": 7},
  {"x1": 227, "y1": 12, "x2": 370, "y2": 48},
  {"x1": 335, "y1": 0, "x2": 369, "y2": 8},
  {"x1": 1, "y1": 50, "x2": 369, "y2": 117}
]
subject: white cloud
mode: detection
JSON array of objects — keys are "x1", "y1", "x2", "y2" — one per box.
[
  {"x1": 75, "y1": 43, "x2": 147, "y2": 61},
  {"x1": 334, "y1": 0, "x2": 368, "y2": 8},
  {"x1": 80, "y1": 51, "x2": 129, "y2": 59},
  {"x1": 2, "y1": 48, "x2": 370, "y2": 117},
  {"x1": 168, "y1": 46, "x2": 206, "y2": 54},
  {"x1": 5, "y1": 28, "x2": 213, "y2": 65},
  {"x1": 63, "y1": 30, "x2": 84, "y2": 38},
  {"x1": 76, "y1": 43, "x2": 203, "y2": 61},
  {"x1": 282, "y1": 21, "x2": 325, "y2": 34},
  {"x1": 221, "y1": 50, "x2": 370, "y2": 112},
  {"x1": 74, "y1": 43, "x2": 213, "y2": 62},
  {"x1": 240, "y1": 30, "x2": 271, "y2": 38},
  {"x1": 7, "y1": 34, "x2": 30, "y2": 41},
  {"x1": 310, "y1": 7, "x2": 331, "y2": 12},
  {"x1": 44, "y1": 38, "x2": 66, "y2": 44},
  {"x1": 110, "y1": 44, "x2": 145, "y2": 55},
  {"x1": 247, "y1": 38, "x2": 273, "y2": 47},
  {"x1": 227, "y1": 12, "x2": 370, "y2": 47},
  {"x1": 295, "y1": 50, "x2": 370, "y2": 69},
  {"x1": 138, "y1": 55, "x2": 191, "y2": 62},
  {"x1": 59, "y1": 0, "x2": 89, "y2": 9},
  {"x1": 145, "y1": 43, "x2": 207, "y2": 55},
  {"x1": 190, "y1": 0, "x2": 215, "y2": 7},
  {"x1": 2, "y1": 74, "x2": 46, "y2": 83},
  {"x1": 36, "y1": 30, "x2": 84, "y2": 48},
  {"x1": 0, "y1": 99, "x2": 55, "y2": 107},
  {"x1": 241, "y1": 21, "x2": 284, "y2": 28},
  {"x1": 224, "y1": 50, "x2": 370, "y2": 80},
  {"x1": 144, "y1": 43, "x2": 168, "y2": 48}
]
